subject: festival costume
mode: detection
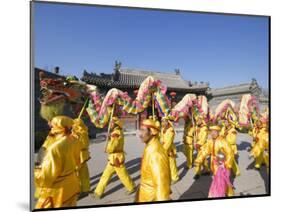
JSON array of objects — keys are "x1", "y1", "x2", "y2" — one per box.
[
  {"x1": 224, "y1": 125, "x2": 240, "y2": 176},
  {"x1": 195, "y1": 125, "x2": 234, "y2": 197},
  {"x1": 34, "y1": 116, "x2": 81, "y2": 209},
  {"x1": 160, "y1": 119, "x2": 179, "y2": 183},
  {"x1": 94, "y1": 117, "x2": 135, "y2": 197},
  {"x1": 183, "y1": 121, "x2": 195, "y2": 169},
  {"x1": 194, "y1": 123, "x2": 210, "y2": 175},
  {"x1": 136, "y1": 118, "x2": 171, "y2": 202},
  {"x1": 250, "y1": 124, "x2": 269, "y2": 169},
  {"x1": 72, "y1": 119, "x2": 91, "y2": 193}
]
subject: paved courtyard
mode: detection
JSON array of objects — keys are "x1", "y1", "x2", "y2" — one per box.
[{"x1": 77, "y1": 132, "x2": 269, "y2": 207}]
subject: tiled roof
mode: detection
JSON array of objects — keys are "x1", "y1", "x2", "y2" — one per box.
[
  {"x1": 210, "y1": 79, "x2": 261, "y2": 97},
  {"x1": 81, "y1": 68, "x2": 209, "y2": 92}
]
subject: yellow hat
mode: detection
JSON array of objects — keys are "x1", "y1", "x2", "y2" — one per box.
[
  {"x1": 50, "y1": 115, "x2": 74, "y2": 135},
  {"x1": 142, "y1": 118, "x2": 160, "y2": 135},
  {"x1": 73, "y1": 118, "x2": 88, "y2": 132},
  {"x1": 209, "y1": 125, "x2": 221, "y2": 131},
  {"x1": 112, "y1": 116, "x2": 123, "y2": 128}
]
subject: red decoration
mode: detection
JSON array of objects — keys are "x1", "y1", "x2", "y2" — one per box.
[
  {"x1": 170, "y1": 91, "x2": 177, "y2": 97},
  {"x1": 134, "y1": 89, "x2": 138, "y2": 95}
]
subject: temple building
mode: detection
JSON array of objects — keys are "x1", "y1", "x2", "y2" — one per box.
[{"x1": 208, "y1": 78, "x2": 269, "y2": 112}]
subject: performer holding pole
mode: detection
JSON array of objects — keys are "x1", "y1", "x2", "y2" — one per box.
[
  {"x1": 34, "y1": 116, "x2": 81, "y2": 208},
  {"x1": 161, "y1": 116, "x2": 179, "y2": 184},
  {"x1": 91, "y1": 115, "x2": 135, "y2": 199},
  {"x1": 183, "y1": 118, "x2": 195, "y2": 169},
  {"x1": 250, "y1": 118, "x2": 269, "y2": 170},
  {"x1": 194, "y1": 124, "x2": 234, "y2": 197},
  {"x1": 193, "y1": 115, "x2": 210, "y2": 179}
]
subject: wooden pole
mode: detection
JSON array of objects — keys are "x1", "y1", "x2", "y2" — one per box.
[
  {"x1": 105, "y1": 103, "x2": 115, "y2": 152},
  {"x1": 78, "y1": 98, "x2": 89, "y2": 119},
  {"x1": 152, "y1": 93, "x2": 155, "y2": 120}
]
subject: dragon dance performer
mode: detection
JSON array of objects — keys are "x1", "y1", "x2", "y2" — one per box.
[
  {"x1": 194, "y1": 116, "x2": 210, "y2": 179},
  {"x1": 72, "y1": 118, "x2": 91, "y2": 194},
  {"x1": 34, "y1": 123, "x2": 58, "y2": 199},
  {"x1": 92, "y1": 117, "x2": 135, "y2": 199},
  {"x1": 221, "y1": 120, "x2": 240, "y2": 176},
  {"x1": 194, "y1": 125, "x2": 234, "y2": 197},
  {"x1": 34, "y1": 116, "x2": 81, "y2": 209},
  {"x1": 136, "y1": 117, "x2": 171, "y2": 202},
  {"x1": 183, "y1": 118, "x2": 195, "y2": 169},
  {"x1": 161, "y1": 116, "x2": 179, "y2": 184},
  {"x1": 250, "y1": 118, "x2": 269, "y2": 170},
  {"x1": 249, "y1": 120, "x2": 262, "y2": 149}
]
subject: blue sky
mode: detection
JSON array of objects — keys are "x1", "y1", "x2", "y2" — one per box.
[{"x1": 33, "y1": 2, "x2": 269, "y2": 89}]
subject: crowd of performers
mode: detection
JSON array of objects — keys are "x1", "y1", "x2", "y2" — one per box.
[{"x1": 34, "y1": 108, "x2": 269, "y2": 209}]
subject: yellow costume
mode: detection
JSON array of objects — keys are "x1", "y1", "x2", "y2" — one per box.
[
  {"x1": 72, "y1": 119, "x2": 91, "y2": 193},
  {"x1": 93, "y1": 117, "x2": 135, "y2": 198},
  {"x1": 194, "y1": 122, "x2": 210, "y2": 175},
  {"x1": 194, "y1": 126, "x2": 234, "y2": 196},
  {"x1": 161, "y1": 118, "x2": 179, "y2": 183},
  {"x1": 34, "y1": 133, "x2": 57, "y2": 199},
  {"x1": 137, "y1": 118, "x2": 171, "y2": 202},
  {"x1": 34, "y1": 116, "x2": 81, "y2": 209},
  {"x1": 250, "y1": 123, "x2": 269, "y2": 169},
  {"x1": 249, "y1": 122, "x2": 260, "y2": 148},
  {"x1": 223, "y1": 124, "x2": 240, "y2": 176},
  {"x1": 183, "y1": 120, "x2": 195, "y2": 169}
]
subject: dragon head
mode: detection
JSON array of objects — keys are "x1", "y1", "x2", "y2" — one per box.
[
  {"x1": 39, "y1": 73, "x2": 87, "y2": 105},
  {"x1": 39, "y1": 72, "x2": 88, "y2": 121}
]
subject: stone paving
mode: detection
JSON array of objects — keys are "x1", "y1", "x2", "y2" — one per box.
[{"x1": 77, "y1": 132, "x2": 269, "y2": 206}]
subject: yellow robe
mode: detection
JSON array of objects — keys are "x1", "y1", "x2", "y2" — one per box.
[
  {"x1": 249, "y1": 125, "x2": 260, "y2": 148},
  {"x1": 250, "y1": 127, "x2": 269, "y2": 169},
  {"x1": 161, "y1": 126, "x2": 179, "y2": 182},
  {"x1": 225, "y1": 126, "x2": 240, "y2": 176},
  {"x1": 73, "y1": 119, "x2": 91, "y2": 193},
  {"x1": 34, "y1": 135, "x2": 81, "y2": 209},
  {"x1": 94, "y1": 127, "x2": 135, "y2": 197},
  {"x1": 35, "y1": 134, "x2": 58, "y2": 199},
  {"x1": 194, "y1": 124, "x2": 210, "y2": 174},
  {"x1": 183, "y1": 124, "x2": 195, "y2": 169},
  {"x1": 195, "y1": 136, "x2": 234, "y2": 196},
  {"x1": 137, "y1": 136, "x2": 171, "y2": 202}
]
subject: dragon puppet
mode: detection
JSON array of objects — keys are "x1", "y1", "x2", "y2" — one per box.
[
  {"x1": 39, "y1": 71, "x2": 210, "y2": 129},
  {"x1": 211, "y1": 99, "x2": 239, "y2": 128},
  {"x1": 238, "y1": 94, "x2": 260, "y2": 128},
  {"x1": 39, "y1": 72, "x2": 172, "y2": 128}
]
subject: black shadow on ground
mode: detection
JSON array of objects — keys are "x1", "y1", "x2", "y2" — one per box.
[
  {"x1": 179, "y1": 174, "x2": 212, "y2": 200},
  {"x1": 237, "y1": 141, "x2": 251, "y2": 151},
  {"x1": 85, "y1": 157, "x2": 141, "y2": 199}
]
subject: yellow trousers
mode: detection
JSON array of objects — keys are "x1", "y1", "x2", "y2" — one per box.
[
  {"x1": 227, "y1": 185, "x2": 234, "y2": 197},
  {"x1": 79, "y1": 162, "x2": 90, "y2": 192},
  {"x1": 194, "y1": 158, "x2": 209, "y2": 175},
  {"x1": 35, "y1": 194, "x2": 77, "y2": 209},
  {"x1": 232, "y1": 159, "x2": 240, "y2": 176},
  {"x1": 94, "y1": 162, "x2": 135, "y2": 196},
  {"x1": 231, "y1": 144, "x2": 238, "y2": 155},
  {"x1": 169, "y1": 156, "x2": 179, "y2": 182},
  {"x1": 184, "y1": 144, "x2": 193, "y2": 169},
  {"x1": 254, "y1": 152, "x2": 269, "y2": 169}
]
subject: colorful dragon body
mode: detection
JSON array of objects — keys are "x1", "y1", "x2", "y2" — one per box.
[
  {"x1": 238, "y1": 94, "x2": 260, "y2": 127},
  {"x1": 39, "y1": 72, "x2": 266, "y2": 131},
  {"x1": 212, "y1": 99, "x2": 239, "y2": 126},
  {"x1": 39, "y1": 72, "x2": 208, "y2": 128}
]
